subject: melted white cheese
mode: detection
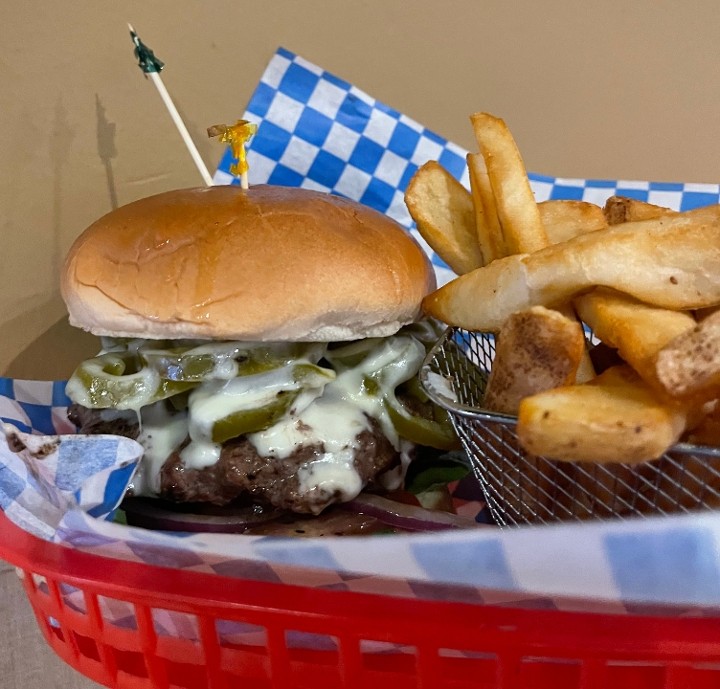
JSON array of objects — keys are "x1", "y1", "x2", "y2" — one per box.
[
  {"x1": 296, "y1": 450, "x2": 363, "y2": 509},
  {"x1": 132, "y1": 403, "x2": 188, "y2": 495},
  {"x1": 180, "y1": 364, "x2": 334, "y2": 468}
]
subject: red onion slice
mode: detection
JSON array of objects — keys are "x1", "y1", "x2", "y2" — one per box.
[
  {"x1": 341, "y1": 493, "x2": 482, "y2": 532},
  {"x1": 121, "y1": 494, "x2": 482, "y2": 535},
  {"x1": 121, "y1": 497, "x2": 284, "y2": 534},
  {"x1": 121, "y1": 497, "x2": 391, "y2": 536}
]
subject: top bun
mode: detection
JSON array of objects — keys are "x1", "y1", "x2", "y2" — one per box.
[{"x1": 61, "y1": 185, "x2": 436, "y2": 341}]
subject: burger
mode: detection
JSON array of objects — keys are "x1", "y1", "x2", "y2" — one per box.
[{"x1": 61, "y1": 184, "x2": 466, "y2": 534}]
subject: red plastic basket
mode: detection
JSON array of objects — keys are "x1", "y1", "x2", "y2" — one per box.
[{"x1": 2, "y1": 511, "x2": 720, "y2": 689}]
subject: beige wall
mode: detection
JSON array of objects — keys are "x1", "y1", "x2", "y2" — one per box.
[{"x1": 2, "y1": 1, "x2": 719, "y2": 379}]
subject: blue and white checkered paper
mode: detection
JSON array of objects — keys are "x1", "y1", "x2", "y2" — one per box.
[
  {"x1": 215, "y1": 47, "x2": 720, "y2": 287},
  {"x1": 0, "y1": 380, "x2": 143, "y2": 541}
]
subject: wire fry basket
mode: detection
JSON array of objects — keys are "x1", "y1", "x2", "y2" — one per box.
[{"x1": 420, "y1": 328, "x2": 720, "y2": 526}]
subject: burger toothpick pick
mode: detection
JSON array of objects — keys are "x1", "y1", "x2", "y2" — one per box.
[
  {"x1": 128, "y1": 23, "x2": 214, "y2": 186},
  {"x1": 207, "y1": 120, "x2": 258, "y2": 190}
]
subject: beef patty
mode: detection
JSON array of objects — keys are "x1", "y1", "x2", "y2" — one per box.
[{"x1": 68, "y1": 403, "x2": 399, "y2": 514}]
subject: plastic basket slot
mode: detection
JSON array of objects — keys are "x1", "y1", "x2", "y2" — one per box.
[
  {"x1": 20, "y1": 570, "x2": 56, "y2": 617},
  {"x1": 343, "y1": 638, "x2": 487, "y2": 689},
  {"x1": 82, "y1": 589, "x2": 119, "y2": 686},
  {"x1": 49, "y1": 626, "x2": 110, "y2": 679},
  {"x1": 215, "y1": 617, "x2": 267, "y2": 646},
  {"x1": 93, "y1": 593, "x2": 138, "y2": 631},
  {"x1": 283, "y1": 630, "x2": 347, "y2": 689},
  {"x1": 134, "y1": 603, "x2": 170, "y2": 689},
  {"x1": 197, "y1": 615, "x2": 223, "y2": 689},
  {"x1": 152, "y1": 605, "x2": 200, "y2": 641},
  {"x1": 29, "y1": 571, "x2": 47, "y2": 588},
  {"x1": 436, "y1": 649, "x2": 498, "y2": 688},
  {"x1": 83, "y1": 616, "x2": 143, "y2": 653},
  {"x1": 516, "y1": 656, "x2": 583, "y2": 689},
  {"x1": 417, "y1": 644, "x2": 498, "y2": 689},
  {"x1": 39, "y1": 577, "x2": 90, "y2": 653},
  {"x1": 602, "y1": 661, "x2": 674, "y2": 689},
  {"x1": 356, "y1": 639, "x2": 418, "y2": 685},
  {"x1": 285, "y1": 628, "x2": 339, "y2": 653}
]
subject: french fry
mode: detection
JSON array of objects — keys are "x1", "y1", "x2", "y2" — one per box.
[
  {"x1": 602, "y1": 197, "x2": 720, "y2": 226},
  {"x1": 479, "y1": 307, "x2": 584, "y2": 522},
  {"x1": 574, "y1": 288, "x2": 696, "y2": 392},
  {"x1": 654, "y1": 308, "x2": 720, "y2": 401},
  {"x1": 405, "y1": 161, "x2": 483, "y2": 275},
  {"x1": 684, "y1": 401, "x2": 720, "y2": 446},
  {"x1": 470, "y1": 112, "x2": 548, "y2": 254},
  {"x1": 423, "y1": 213, "x2": 720, "y2": 332},
  {"x1": 482, "y1": 306, "x2": 586, "y2": 415},
  {"x1": 466, "y1": 153, "x2": 505, "y2": 263},
  {"x1": 468, "y1": 139, "x2": 598, "y2": 379},
  {"x1": 538, "y1": 200, "x2": 607, "y2": 244},
  {"x1": 517, "y1": 365, "x2": 689, "y2": 464},
  {"x1": 603, "y1": 195, "x2": 675, "y2": 225}
]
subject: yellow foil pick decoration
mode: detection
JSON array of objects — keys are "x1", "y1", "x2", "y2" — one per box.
[{"x1": 208, "y1": 120, "x2": 258, "y2": 187}]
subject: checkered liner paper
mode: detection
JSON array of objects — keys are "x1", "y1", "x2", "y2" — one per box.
[{"x1": 4, "y1": 48, "x2": 720, "y2": 632}]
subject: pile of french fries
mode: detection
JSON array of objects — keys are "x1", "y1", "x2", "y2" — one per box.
[{"x1": 407, "y1": 112, "x2": 720, "y2": 466}]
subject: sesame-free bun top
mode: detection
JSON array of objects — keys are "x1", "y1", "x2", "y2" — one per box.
[{"x1": 61, "y1": 185, "x2": 436, "y2": 341}]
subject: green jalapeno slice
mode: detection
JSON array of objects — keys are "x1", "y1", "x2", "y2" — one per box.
[
  {"x1": 211, "y1": 391, "x2": 297, "y2": 442},
  {"x1": 198, "y1": 363, "x2": 336, "y2": 444},
  {"x1": 67, "y1": 352, "x2": 195, "y2": 410},
  {"x1": 384, "y1": 392, "x2": 458, "y2": 450}
]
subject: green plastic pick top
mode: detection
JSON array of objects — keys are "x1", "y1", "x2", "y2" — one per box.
[{"x1": 128, "y1": 24, "x2": 165, "y2": 74}]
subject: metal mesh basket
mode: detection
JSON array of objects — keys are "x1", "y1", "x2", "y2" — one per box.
[{"x1": 420, "y1": 328, "x2": 720, "y2": 527}]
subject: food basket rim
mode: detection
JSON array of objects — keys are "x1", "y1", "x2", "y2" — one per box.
[
  {"x1": 5, "y1": 498, "x2": 720, "y2": 686},
  {"x1": 0, "y1": 506, "x2": 717, "y2": 627}
]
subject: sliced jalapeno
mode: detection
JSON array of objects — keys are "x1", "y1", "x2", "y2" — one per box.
[
  {"x1": 398, "y1": 376, "x2": 430, "y2": 404},
  {"x1": 324, "y1": 338, "x2": 384, "y2": 370},
  {"x1": 140, "y1": 342, "x2": 327, "y2": 382},
  {"x1": 141, "y1": 349, "x2": 230, "y2": 381},
  {"x1": 211, "y1": 391, "x2": 297, "y2": 442},
  {"x1": 352, "y1": 335, "x2": 457, "y2": 449},
  {"x1": 384, "y1": 392, "x2": 458, "y2": 450},
  {"x1": 66, "y1": 352, "x2": 195, "y2": 410},
  {"x1": 212, "y1": 364, "x2": 335, "y2": 443},
  {"x1": 189, "y1": 362, "x2": 336, "y2": 446}
]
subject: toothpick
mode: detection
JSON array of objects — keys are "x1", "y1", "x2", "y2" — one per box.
[{"x1": 128, "y1": 24, "x2": 213, "y2": 186}]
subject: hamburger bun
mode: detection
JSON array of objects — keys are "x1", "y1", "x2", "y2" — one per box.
[{"x1": 62, "y1": 185, "x2": 435, "y2": 341}]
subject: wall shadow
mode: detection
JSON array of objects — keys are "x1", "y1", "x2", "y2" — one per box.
[{"x1": 3, "y1": 301, "x2": 99, "y2": 381}]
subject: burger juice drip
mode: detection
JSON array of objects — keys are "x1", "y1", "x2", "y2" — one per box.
[{"x1": 66, "y1": 330, "x2": 452, "y2": 509}]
